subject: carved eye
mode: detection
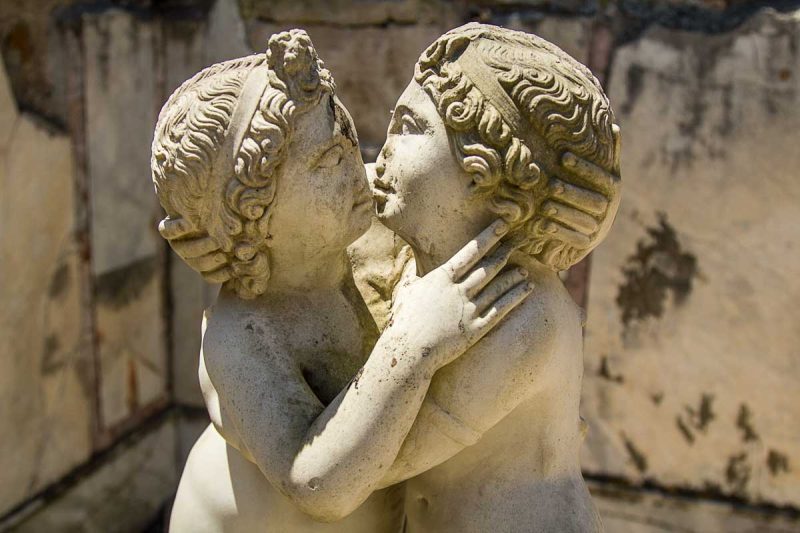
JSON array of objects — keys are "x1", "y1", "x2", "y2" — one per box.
[
  {"x1": 317, "y1": 144, "x2": 344, "y2": 169},
  {"x1": 400, "y1": 114, "x2": 422, "y2": 135}
]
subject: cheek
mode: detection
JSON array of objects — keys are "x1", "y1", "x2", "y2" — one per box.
[{"x1": 389, "y1": 137, "x2": 439, "y2": 197}]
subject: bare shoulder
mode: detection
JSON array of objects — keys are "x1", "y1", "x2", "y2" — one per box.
[
  {"x1": 498, "y1": 271, "x2": 582, "y2": 356},
  {"x1": 201, "y1": 296, "x2": 294, "y2": 389}
]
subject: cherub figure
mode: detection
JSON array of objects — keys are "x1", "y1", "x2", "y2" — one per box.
[
  {"x1": 367, "y1": 23, "x2": 622, "y2": 532},
  {"x1": 151, "y1": 30, "x2": 532, "y2": 532}
]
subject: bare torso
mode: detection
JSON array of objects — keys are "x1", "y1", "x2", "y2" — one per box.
[
  {"x1": 402, "y1": 269, "x2": 602, "y2": 533},
  {"x1": 170, "y1": 276, "x2": 405, "y2": 533}
]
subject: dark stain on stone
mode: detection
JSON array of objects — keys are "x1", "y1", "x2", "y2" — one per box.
[
  {"x1": 621, "y1": 433, "x2": 648, "y2": 473},
  {"x1": 725, "y1": 452, "x2": 750, "y2": 494},
  {"x1": 686, "y1": 393, "x2": 715, "y2": 432},
  {"x1": 94, "y1": 255, "x2": 158, "y2": 310},
  {"x1": 736, "y1": 404, "x2": 759, "y2": 442},
  {"x1": 767, "y1": 449, "x2": 790, "y2": 476},
  {"x1": 622, "y1": 63, "x2": 645, "y2": 115},
  {"x1": 41, "y1": 335, "x2": 62, "y2": 374},
  {"x1": 351, "y1": 366, "x2": 364, "y2": 390},
  {"x1": 676, "y1": 415, "x2": 695, "y2": 444},
  {"x1": 2, "y1": 22, "x2": 34, "y2": 83},
  {"x1": 598, "y1": 355, "x2": 624, "y2": 383},
  {"x1": 650, "y1": 392, "x2": 664, "y2": 405},
  {"x1": 616, "y1": 214, "x2": 698, "y2": 327},
  {"x1": 48, "y1": 262, "x2": 71, "y2": 299}
]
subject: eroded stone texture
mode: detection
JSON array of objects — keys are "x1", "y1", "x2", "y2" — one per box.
[
  {"x1": 582, "y1": 8, "x2": 800, "y2": 506},
  {"x1": 0, "y1": 58, "x2": 93, "y2": 511},
  {"x1": 83, "y1": 10, "x2": 167, "y2": 428}
]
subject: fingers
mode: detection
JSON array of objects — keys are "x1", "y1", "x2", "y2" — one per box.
[
  {"x1": 473, "y1": 268, "x2": 530, "y2": 313},
  {"x1": 443, "y1": 219, "x2": 509, "y2": 281},
  {"x1": 540, "y1": 200, "x2": 599, "y2": 235},
  {"x1": 562, "y1": 151, "x2": 619, "y2": 197},
  {"x1": 169, "y1": 236, "x2": 221, "y2": 259},
  {"x1": 474, "y1": 281, "x2": 534, "y2": 333},
  {"x1": 549, "y1": 178, "x2": 608, "y2": 217},
  {"x1": 183, "y1": 252, "x2": 228, "y2": 272},
  {"x1": 158, "y1": 216, "x2": 195, "y2": 240},
  {"x1": 537, "y1": 220, "x2": 592, "y2": 249},
  {"x1": 460, "y1": 243, "x2": 515, "y2": 297},
  {"x1": 203, "y1": 266, "x2": 233, "y2": 284}
]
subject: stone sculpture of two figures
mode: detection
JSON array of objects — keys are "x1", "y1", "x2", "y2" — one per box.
[{"x1": 150, "y1": 22, "x2": 622, "y2": 533}]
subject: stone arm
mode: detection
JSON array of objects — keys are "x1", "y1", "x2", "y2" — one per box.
[
  {"x1": 377, "y1": 148, "x2": 621, "y2": 487},
  {"x1": 201, "y1": 221, "x2": 532, "y2": 523}
]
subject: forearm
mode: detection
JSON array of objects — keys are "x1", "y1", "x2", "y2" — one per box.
[
  {"x1": 377, "y1": 344, "x2": 538, "y2": 487},
  {"x1": 282, "y1": 334, "x2": 435, "y2": 519},
  {"x1": 377, "y1": 398, "x2": 481, "y2": 488}
]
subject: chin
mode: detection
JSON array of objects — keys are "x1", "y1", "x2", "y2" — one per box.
[{"x1": 347, "y1": 207, "x2": 373, "y2": 244}]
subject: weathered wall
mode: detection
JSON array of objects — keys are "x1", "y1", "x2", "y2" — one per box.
[
  {"x1": 582, "y1": 4, "x2": 800, "y2": 508},
  {"x1": 0, "y1": 0, "x2": 798, "y2": 531}
]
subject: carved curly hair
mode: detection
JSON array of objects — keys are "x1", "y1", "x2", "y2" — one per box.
[
  {"x1": 151, "y1": 30, "x2": 334, "y2": 298},
  {"x1": 415, "y1": 23, "x2": 619, "y2": 270}
]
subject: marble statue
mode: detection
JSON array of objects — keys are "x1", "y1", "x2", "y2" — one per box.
[{"x1": 151, "y1": 23, "x2": 621, "y2": 533}]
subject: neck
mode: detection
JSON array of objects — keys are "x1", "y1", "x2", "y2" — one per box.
[
  {"x1": 263, "y1": 248, "x2": 350, "y2": 296},
  {"x1": 408, "y1": 222, "x2": 487, "y2": 277},
  {"x1": 410, "y1": 229, "x2": 553, "y2": 283}
]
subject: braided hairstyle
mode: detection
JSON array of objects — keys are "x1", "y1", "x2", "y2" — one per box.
[{"x1": 151, "y1": 30, "x2": 334, "y2": 298}]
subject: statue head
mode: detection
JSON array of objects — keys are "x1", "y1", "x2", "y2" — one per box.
[
  {"x1": 373, "y1": 23, "x2": 621, "y2": 271},
  {"x1": 152, "y1": 30, "x2": 370, "y2": 299}
]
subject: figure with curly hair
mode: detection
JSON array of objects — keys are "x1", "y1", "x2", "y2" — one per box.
[
  {"x1": 368, "y1": 23, "x2": 622, "y2": 532},
  {"x1": 153, "y1": 30, "x2": 534, "y2": 532}
]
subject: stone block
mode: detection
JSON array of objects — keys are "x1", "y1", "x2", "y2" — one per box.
[
  {"x1": 238, "y1": 0, "x2": 445, "y2": 26},
  {"x1": 83, "y1": 10, "x2": 168, "y2": 429},
  {"x1": 83, "y1": 10, "x2": 162, "y2": 276},
  {"x1": 581, "y1": 8, "x2": 800, "y2": 506},
  {"x1": 6, "y1": 414, "x2": 178, "y2": 533},
  {"x1": 589, "y1": 480, "x2": 800, "y2": 532},
  {"x1": 95, "y1": 256, "x2": 167, "y2": 428},
  {"x1": 0, "y1": 70, "x2": 93, "y2": 511}
]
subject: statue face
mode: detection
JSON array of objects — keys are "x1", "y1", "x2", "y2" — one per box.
[
  {"x1": 268, "y1": 94, "x2": 372, "y2": 260},
  {"x1": 373, "y1": 81, "x2": 488, "y2": 252}
]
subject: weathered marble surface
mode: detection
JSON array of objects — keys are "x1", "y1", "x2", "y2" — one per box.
[
  {"x1": 0, "y1": 57, "x2": 94, "y2": 513},
  {"x1": 581, "y1": 7, "x2": 800, "y2": 506},
  {"x1": 83, "y1": 11, "x2": 168, "y2": 427}
]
